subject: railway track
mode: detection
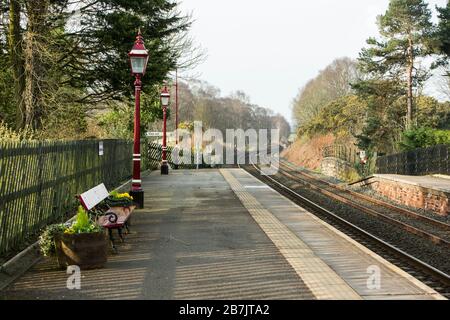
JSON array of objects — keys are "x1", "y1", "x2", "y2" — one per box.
[
  {"x1": 241, "y1": 162, "x2": 450, "y2": 298},
  {"x1": 279, "y1": 160, "x2": 450, "y2": 248}
]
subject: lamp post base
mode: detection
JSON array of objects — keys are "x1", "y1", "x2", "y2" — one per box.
[
  {"x1": 129, "y1": 190, "x2": 144, "y2": 209},
  {"x1": 161, "y1": 162, "x2": 169, "y2": 175}
]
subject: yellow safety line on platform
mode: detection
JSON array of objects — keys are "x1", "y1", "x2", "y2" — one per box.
[{"x1": 220, "y1": 169, "x2": 362, "y2": 300}]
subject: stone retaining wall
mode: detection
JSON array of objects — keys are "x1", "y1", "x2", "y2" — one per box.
[
  {"x1": 369, "y1": 178, "x2": 449, "y2": 216},
  {"x1": 321, "y1": 157, "x2": 359, "y2": 182}
]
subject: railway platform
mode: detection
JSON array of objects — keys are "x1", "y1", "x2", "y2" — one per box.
[
  {"x1": 380, "y1": 175, "x2": 450, "y2": 191},
  {"x1": 372, "y1": 174, "x2": 450, "y2": 194},
  {"x1": 369, "y1": 174, "x2": 450, "y2": 216},
  {"x1": 0, "y1": 169, "x2": 445, "y2": 300}
]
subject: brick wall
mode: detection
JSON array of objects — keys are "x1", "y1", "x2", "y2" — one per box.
[{"x1": 370, "y1": 178, "x2": 449, "y2": 216}]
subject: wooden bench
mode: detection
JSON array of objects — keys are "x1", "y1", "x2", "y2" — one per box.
[
  {"x1": 77, "y1": 183, "x2": 135, "y2": 252},
  {"x1": 97, "y1": 205, "x2": 135, "y2": 250}
]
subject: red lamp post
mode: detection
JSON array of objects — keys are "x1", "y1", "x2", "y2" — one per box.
[
  {"x1": 173, "y1": 69, "x2": 179, "y2": 170},
  {"x1": 175, "y1": 69, "x2": 179, "y2": 145},
  {"x1": 160, "y1": 85, "x2": 171, "y2": 175},
  {"x1": 128, "y1": 30, "x2": 149, "y2": 208}
]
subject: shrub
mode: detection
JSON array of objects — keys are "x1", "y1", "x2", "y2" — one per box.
[
  {"x1": 399, "y1": 127, "x2": 450, "y2": 151},
  {"x1": 0, "y1": 121, "x2": 37, "y2": 142},
  {"x1": 39, "y1": 224, "x2": 66, "y2": 256}
]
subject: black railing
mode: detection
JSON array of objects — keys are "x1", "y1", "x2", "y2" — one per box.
[
  {"x1": 0, "y1": 139, "x2": 133, "y2": 256},
  {"x1": 376, "y1": 144, "x2": 450, "y2": 175},
  {"x1": 144, "y1": 142, "x2": 200, "y2": 170}
]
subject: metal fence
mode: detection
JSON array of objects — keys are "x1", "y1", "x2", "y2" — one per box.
[
  {"x1": 376, "y1": 144, "x2": 450, "y2": 175},
  {"x1": 323, "y1": 145, "x2": 359, "y2": 164},
  {"x1": 323, "y1": 144, "x2": 378, "y2": 177},
  {"x1": 0, "y1": 139, "x2": 133, "y2": 256},
  {"x1": 144, "y1": 142, "x2": 203, "y2": 169}
]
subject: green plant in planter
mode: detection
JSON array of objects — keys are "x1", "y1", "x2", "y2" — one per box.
[
  {"x1": 64, "y1": 206, "x2": 102, "y2": 234},
  {"x1": 105, "y1": 190, "x2": 134, "y2": 207},
  {"x1": 38, "y1": 206, "x2": 108, "y2": 269},
  {"x1": 39, "y1": 206, "x2": 102, "y2": 256}
]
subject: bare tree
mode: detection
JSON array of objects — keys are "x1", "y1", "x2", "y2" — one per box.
[
  {"x1": 434, "y1": 67, "x2": 450, "y2": 100},
  {"x1": 292, "y1": 57, "x2": 360, "y2": 128}
]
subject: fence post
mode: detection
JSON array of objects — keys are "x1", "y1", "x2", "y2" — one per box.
[{"x1": 444, "y1": 145, "x2": 449, "y2": 175}]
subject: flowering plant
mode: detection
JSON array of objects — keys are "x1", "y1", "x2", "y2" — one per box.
[
  {"x1": 39, "y1": 206, "x2": 101, "y2": 256},
  {"x1": 108, "y1": 191, "x2": 133, "y2": 201},
  {"x1": 105, "y1": 190, "x2": 134, "y2": 207}
]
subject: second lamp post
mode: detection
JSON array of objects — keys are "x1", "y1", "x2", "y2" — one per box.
[
  {"x1": 160, "y1": 86, "x2": 170, "y2": 175},
  {"x1": 128, "y1": 30, "x2": 149, "y2": 208}
]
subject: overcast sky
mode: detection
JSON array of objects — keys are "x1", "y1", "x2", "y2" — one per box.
[{"x1": 178, "y1": 0, "x2": 447, "y2": 125}]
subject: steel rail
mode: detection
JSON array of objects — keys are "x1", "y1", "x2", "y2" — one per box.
[
  {"x1": 280, "y1": 160, "x2": 450, "y2": 231},
  {"x1": 241, "y1": 162, "x2": 450, "y2": 292},
  {"x1": 277, "y1": 163, "x2": 450, "y2": 248}
]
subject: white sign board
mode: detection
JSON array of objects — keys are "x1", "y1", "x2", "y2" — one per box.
[
  {"x1": 99, "y1": 141, "x2": 104, "y2": 156},
  {"x1": 80, "y1": 183, "x2": 109, "y2": 210},
  {"x1": 146, "y1": 132, "x2": 163, "y2": 137}
]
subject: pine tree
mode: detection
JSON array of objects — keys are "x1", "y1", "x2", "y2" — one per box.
[
  {"x1": 2, "y1": 0, "x2": 198, "y2": 131},
  {"x1": 434, "y1": 1, "x2": 450, "y2": 73},
  {"x1": 436, "y1": 1, "x2": 450, "y2": 56},
  {"x1": 358, "y1": 0, "x2": 433, "y2": 130},
  {"x1": 69, "y1": 0, "x2": 187, "y2": 102}
]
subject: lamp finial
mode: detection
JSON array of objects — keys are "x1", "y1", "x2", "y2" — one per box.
[{"x1": 135, "y1": 28, "x2": 144, "y2": 45}]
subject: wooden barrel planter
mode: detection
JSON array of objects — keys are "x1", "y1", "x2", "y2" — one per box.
[{"x1": 55, "y1": 231, "x2": 108, "y2": 270}]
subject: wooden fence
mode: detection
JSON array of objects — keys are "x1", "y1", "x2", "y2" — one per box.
[
  {"x1": 0, "y1": 140, "x2": 133, "y2": 256},
  {"x1": 376, "y1": 144, "x2": 450, "y2": 175}
]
